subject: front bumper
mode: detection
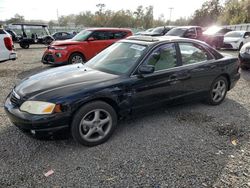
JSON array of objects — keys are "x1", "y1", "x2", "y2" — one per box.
[
  {"x1": 222, "y1": 42, "x2": 239, "y2": 50},
  {"x1": 4, "y1": 95, "x2": 71, "y2": 133}
]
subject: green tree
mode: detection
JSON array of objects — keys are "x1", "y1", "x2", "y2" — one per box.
[
  {"x1": 6, "y1": 14, "x2": 25, "y2": 24},
  {"x1": 190, "y1": 0, "x2": 223, "y2": 26}
]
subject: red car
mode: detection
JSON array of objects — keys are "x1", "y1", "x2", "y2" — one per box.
[{"x1": 42, "y1": 28, "x2": 132, "y2": 65}]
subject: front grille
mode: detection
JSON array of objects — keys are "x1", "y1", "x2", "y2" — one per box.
[
  {"x1": 43, "y1": 54, "x2": 55, "y2": 62},
  {"x1": 10, "y1": 93, "x2": 23, "y2": 107},
  {"x1": 223, "y1": 43, "x2": 233, "y2": 49}
]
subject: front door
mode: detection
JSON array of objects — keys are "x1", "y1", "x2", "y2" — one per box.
[{"x1": 130, "y1": 43, "x2": 191, "y2": 109}]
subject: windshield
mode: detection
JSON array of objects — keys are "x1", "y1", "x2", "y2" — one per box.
[
  {"x1": 225, "y1": 31, "x2": 244, "y2": 38},
  {"x1": 166, "y1": 28, "x2": 186, "y2": 36},
  {"x1": 86, "y1": 42, "x2": 147, "y2": 75},
  {"x1": 72, "y1": 30, "x2": 92, "y2": 41},
  {"x1": 152, "y1": 27, "x2": 164, "y2": 34}
]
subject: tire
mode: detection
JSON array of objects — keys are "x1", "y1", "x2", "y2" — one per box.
[
  {"x1": 68, "y1": 53, "x2": 85, "y2": 64},
  {"x1": 71, "y1": 101, "x2": 118, "y2": 146},
  {"x1": 206, "y1": 76, "x2": 228, "y2": 105},
  {"x1": 20, "y1": 43, "x2": 30, "y2": 49}
]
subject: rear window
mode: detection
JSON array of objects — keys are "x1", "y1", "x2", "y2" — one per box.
[{"x1": 0, "y1": 29, "x2": 6, "y2": 34}]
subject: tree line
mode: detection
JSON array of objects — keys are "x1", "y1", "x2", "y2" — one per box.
[{"x1": 2, "y1": 0, "x2": 250, "y2": 29}]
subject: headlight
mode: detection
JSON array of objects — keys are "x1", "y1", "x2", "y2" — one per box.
[
  {"x1": 240, "y1": 45, "x2": 250, "y2": 54},
  {"x1": 54, "y1": 46, "x2": 67, "y2": 50},
  {"x1": 20, "y1": 101, "x2": 56, "y2": 115}
]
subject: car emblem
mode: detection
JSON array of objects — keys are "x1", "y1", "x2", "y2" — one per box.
[{"x1": 13, "y1": 90, "x2": 20, "y2": 99}]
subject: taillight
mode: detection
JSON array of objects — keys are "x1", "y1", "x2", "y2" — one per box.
[{"x1": 4, "y1": 37, "x2": 13, "y2": 51}]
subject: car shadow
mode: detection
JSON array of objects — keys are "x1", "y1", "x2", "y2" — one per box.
[{"x1": 0, "y1": 98, "x2": 249, "y2": 187}]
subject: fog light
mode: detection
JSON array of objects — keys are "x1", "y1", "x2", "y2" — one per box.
[
  {"x1": 55, "y1": 53, "x2": 62, "y2": 58},
  {"x1": 31, "y1": 130, "x2": 36, "y2": 135}
]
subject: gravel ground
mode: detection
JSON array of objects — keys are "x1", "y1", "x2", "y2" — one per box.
[{"x1": 0, "y1": 46, "x2": 250, "y2": 187}]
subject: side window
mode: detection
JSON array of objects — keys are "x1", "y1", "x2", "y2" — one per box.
[
  {"x1": 196, "y1": 28, "x2": 203, "y2": 37},
  {"x1": 179, "y1": 43, "x2": 212, "y2": 65},
  {"x1": 114, "y1": 31, "x2": 127, "y2": 39},
  {"x1": 91, "y1": 31, "x2": 111, "y2": 40},
  {"x1": 146, "y1": 43, "x2": 178, "y2": 71},
  {"x1": 62, "y1": 32, "x2": 68, "y2": 37}
]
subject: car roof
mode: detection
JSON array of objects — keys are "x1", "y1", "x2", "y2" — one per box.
[
  {"x1": 123, "y1": 35, "x2": 208, "y2": 46},
  {"x1": 11, "y1": 23, "x2": 48, "y2": 27},
  {"x1": 173, "y1": 26, "x2": 202, "y2": 29},
  {"x1": 86, "y1": 28, "x2": 132, "y2": 32}
]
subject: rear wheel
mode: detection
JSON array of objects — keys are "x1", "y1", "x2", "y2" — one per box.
[
  {"x1": 206, "y1": 76, "x2": 228, "y2": 105},
  {"x1": 20, "y1": 43, "x2": 30, "y2": 49},
  {"x1": 71, "y1": 101, "x2": 117, "y2": 146},
  {"x1": 68, "y1": 53, "x2": 85, "y2": 64}
]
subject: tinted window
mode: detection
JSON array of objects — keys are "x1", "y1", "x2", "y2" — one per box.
[
  {"x1": 113, "y1": 31, "x2": 127, "y2": 39},
  {"x1": 179, "y1": 43, "x2": 212, "y2": 65},
  {"x1": 0, "y1": 29, "x2": 6, "y2": 34},
  {"x1": 91, "y1": 31, "x2": 112, "y2": 40},
  {"x1": 166, "y1": 28, "x2": 187, "y2": 36},
  {"x1": 146, "y1": 43, "x2": 177, "y2": 71}
]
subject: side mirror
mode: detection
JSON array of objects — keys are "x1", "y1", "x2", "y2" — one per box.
[
  {"x1": 244, "y1": 35, "x2": 249, "y2": 39},
  {"x1": 138, "y1": 65, "x2": 155, "y2": 75},
  {"x1": 87, "y1": 37, "x2": 95, "y2": 41}
]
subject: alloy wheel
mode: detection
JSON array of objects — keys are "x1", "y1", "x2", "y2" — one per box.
[
  {"x1": 71, "y1": 55, "x2": 83, "y2": 64},
  {"x1": 79, "y1": 109, "x2": 112, "y2": 142},
  {"x1": 212, "y1": 80, "x2": 226, "y2": 103}
]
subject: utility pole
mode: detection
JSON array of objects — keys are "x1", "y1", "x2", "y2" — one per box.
[
  {"x1": 169, "y1": 7, "x2": 174, "y2": 23},
  {"x1": 57, "y1": 9, "x2": 59, "y2": 22}
]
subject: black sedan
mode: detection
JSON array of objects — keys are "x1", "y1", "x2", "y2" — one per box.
[
  {"x1": 5, "y1": 36, "x2": 240, "y2": 146},
  {"x1": 52, "y1": 32, "x2": 74, "y2": 40},
  {"x1": 239, "y1": 42, "x2": 250, "y2": 70}
]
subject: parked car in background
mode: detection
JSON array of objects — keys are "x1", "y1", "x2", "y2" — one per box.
[
  {"x1": 135, "y1": 28, "x2": 154, "y2": 35},
  {"x1": 0, "y1": 29, "x2": 17, "y2": 62},
  {"x1": 10, "y1": 23, "x2": 54, "y2": 49},
  {"x1": 5, "y1": 29, "x2": 19, "y2": 42},
  {"x1": 5, "y1": 36, "x2": 240, "y2": 146},
  {"x1": 223, "y1": 31, "x2": 250, "y2": 50},
  {"x1": 239, "y1": 42, "x2": 250, "y2": 70},
  {"x1": 140, "y1": 26, "x2": 175, "y2": 36},
  {"x1": 52, "y1": 32, "x2": 74, "y2": 40},
  {"x1": 202, "y1": 26, "x2": 232, "y2": 49},
  {"x1": 165, "y1": 26, "x2": 203, "y2": 40},
  {"x1": 42, "y1": 28, "x2": 132, "y2": 65}
]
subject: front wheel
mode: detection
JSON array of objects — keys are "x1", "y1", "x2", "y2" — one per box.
[
  {"x1": 68, "y1": 53, "x2": 85, "y2": 64},
  {"x1": 71, "y1": 101, "x2": 117, "y2": 146},
  {"x1": 206, "y1": 76, "x2": 228, "y2": 105}
]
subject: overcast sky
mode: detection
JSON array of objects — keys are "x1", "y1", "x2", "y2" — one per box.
[{"x1": 0, "y1": 0, "x2": 208, "y2": 21}]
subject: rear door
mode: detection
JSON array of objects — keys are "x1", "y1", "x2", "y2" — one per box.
[{"x1": 177, "y1": 42, "x2": 218, "y2": 95}]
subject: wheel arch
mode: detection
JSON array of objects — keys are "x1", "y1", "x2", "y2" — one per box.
[
  {"x1": 70, "y1": 97, "x2": 120, "y2": 125},
  {"x1": 69, "y1": 51, "x2": 86, "y2": 61}
]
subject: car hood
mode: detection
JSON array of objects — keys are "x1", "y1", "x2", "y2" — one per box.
[
  {"x1": 51, "y1": 40, "x2": 82, "y2": 46},
  {"x1": 224, "y1": 37, "x2": 241, "y2": 43},
  {"x1": 15, "y1": 64, "x2": 119, "y2": 98}
]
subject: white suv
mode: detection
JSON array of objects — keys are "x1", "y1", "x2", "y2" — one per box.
[{"x1": 0, "y1": 29, "x2": 17, "y2": 62}]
